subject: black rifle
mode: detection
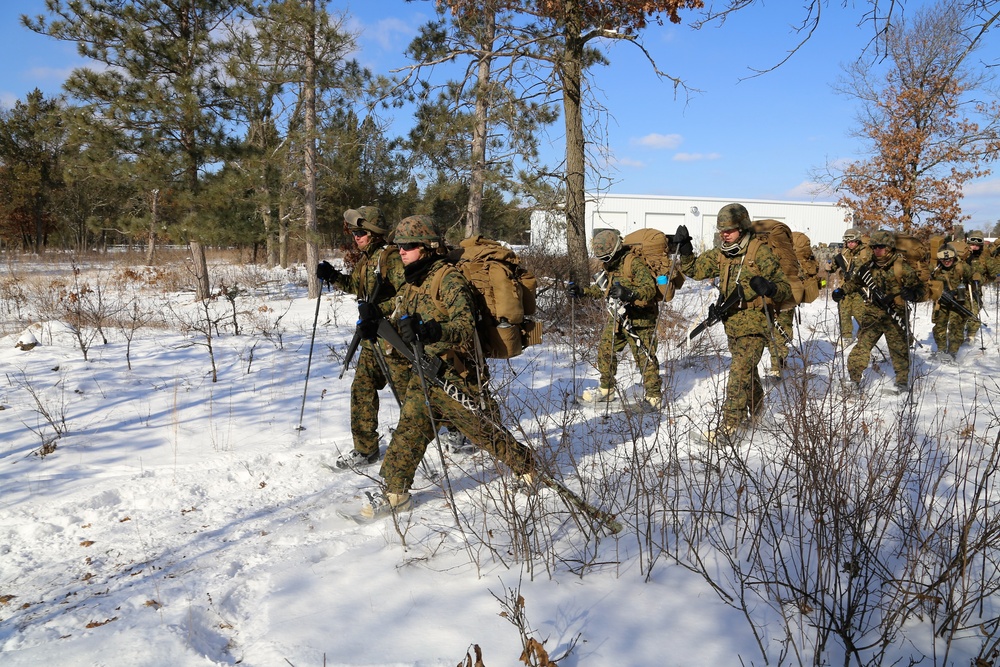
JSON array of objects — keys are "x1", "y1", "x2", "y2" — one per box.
[
  {"x1": 939, "y1": 288, "x2": 977, "y2": 320},
  {"x1": 688, "y1": 284, "x2": 746, "y2": 341},
  {"x1": 855, "y1": 263, "x2": 920, "y2": 349},
  {"x1": 833, "y1": 253, "x2": 854, "y2": 281},
  {"x1": 374, "y1": 318, "x2": 622, "y2": 535}
]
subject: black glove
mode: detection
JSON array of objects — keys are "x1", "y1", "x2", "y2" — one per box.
[
  {"x1": 901, "y1": 286, "x2": 922, "y2": 303},
  {"x1": 399, "y1": 316, "x2": 442, "y2": 345},
  {"x1": 356, "y1": 301, "x2": 380, "y2": 340},
  {"x1": 566, "y1": 282, "x2": 584, "y2": 298},
  {"x1": 749, "y1": 276, "x2": 777, "y2": 298},
  {"x1": 671, "y1": 225, "x2": 693, "y2": 256},
  {"x1": 608, "y1": 282, "x2": 637, "y2": 302},
  {"x1": 831, "y1": 288, "x2": 846, "y2": 303},
  {"x1": 316, "y1": 261, "x2": 340, "y2": 283}
]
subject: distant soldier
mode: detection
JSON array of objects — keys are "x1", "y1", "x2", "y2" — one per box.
[
  {"x1": 316, "y1": 207, "x2": 407, "y2": 470},
  {"x1": 832, "y1": 230, "x2": 923, "y2": 394},
  {"x1": 569, "y1": 228, "x2": 662, "y2": 410},
  {"x1": 930, "y1": 244, "x2": 975, "y2": 362},
  {"x1": 963, "y1": 230, "x2": 994, "y2": 344},
  {"x1": 832, "y1": 228, "x2": 872, "y2": 346},
  {"x1": 674, "y1": 203, "x2": 792, "y2": 443}
]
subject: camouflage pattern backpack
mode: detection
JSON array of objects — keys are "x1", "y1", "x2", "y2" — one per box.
[{"x1": 621, "y1": 228, "x2": 685, "y2": 304}]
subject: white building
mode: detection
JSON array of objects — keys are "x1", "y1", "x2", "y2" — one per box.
[{"x1": 531, "y1": 193, "x2": 852, "y2": 252}]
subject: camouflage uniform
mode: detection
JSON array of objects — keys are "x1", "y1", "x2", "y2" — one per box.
[
  {"x1": 842, "y1": 247, "x2": 923, "y2": 389},
  {"x1": 379, "y1": 256, "x2": 534, "y2": 496},
  {"x1": 964, "y1": 234, "x2": 995, "y2": 342},
  {"x1": 332, "y1": 241, "x2": 408, "y2": 459},
  {"x1": 584, "y1": 250, "x2": 662, "y2": 402},
  {"x1": 930, "y1": 254, "x2": 975, "y2": 356},
  {"x1": 833, "y1": 237, "x2": 872, "y2": 342},
  {"x1": 681, "y1": 237, "x2": 792, "y2": 431},
  {"x1": 766, "y1": 307, "x2": 794, "y2": 373}
]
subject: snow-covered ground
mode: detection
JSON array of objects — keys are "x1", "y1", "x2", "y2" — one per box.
[{"x1": 2, "y1": 257, "x2": 1000, "y2": 667}]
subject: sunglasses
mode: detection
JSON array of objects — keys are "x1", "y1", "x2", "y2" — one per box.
[
  {"x1": 398, "y1": 242, "x2": 425, "y2": 251},
  {"x1": 350, "y1": 229, "x2": 370, "y2": 238}
]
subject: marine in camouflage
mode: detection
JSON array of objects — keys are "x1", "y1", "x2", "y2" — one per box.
[
  {"x1": 680, "y1": 233, "x2": 792, "y2": 431},
  {"x1": 379, "y1": 254, "x2": 534, "y2": 496},
  {"x1": 585, "y1": 244, "x2": 662, "y2": 401},
  {"x1": 930, "y1": 248, "x2": 975, "y2": 356},
  {"x1": 963, "y1": 232, "x2": 994, "y2": 342},
  {"x1": 834, "y1": 231, "x2": 872, "y2": 341},
  {"x1": 332, "y1": 229, "x2": 408, "y2": 458},
  {"x1": 841, "y1": 246, "x2": 923, "y2": 389}
]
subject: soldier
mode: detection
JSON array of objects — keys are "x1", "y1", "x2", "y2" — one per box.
[
  {"x1": 930, "y1": 244, "x2": 975, "y2": 362},
  {"x1": 568, "y1": 228, "x2": 662, "y2": 410},
  {"x1": 963, "y1": 230, "x2": 994, "y2": 344},
  {"x1": 361, "y1": 215, "x2": 535, "y2": 519},
  {"x1": 832, "y1": 230, "x2": 923, "y2": 393},
  {"x1": 316, "y1": 207, "x2": 408, "y2": 470},
  {"x1": 673, "y1": 203, "x2": 792, "y2": 443},
  {"x1": 833, "y1": 228, "x2": 872, "y2": 346}
]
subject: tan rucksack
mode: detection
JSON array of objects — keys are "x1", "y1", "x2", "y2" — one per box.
[
  {"x1": 893, "y1": 233, "x2": 931, "y2": 301},
  {"x1": 621, "y1": 228, "x2": 685, "y2": 304},
  {"x1": 434, "y1": 236, "x2": 541, "y2": 360},
  {"x1": 751, "y1": 219, "x2": 803, "y2": 310},
  {"x1": 792, "y1": 231, "x2": 820, "y2": 304}
]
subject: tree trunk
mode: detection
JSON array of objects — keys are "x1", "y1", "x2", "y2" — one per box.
[
  {"x1": 304, "y1": 0, "x2": 320, "y2": 298},
  {"x1": 465, "y1": 8, "x2": 496, "y2": 239},
  {"x1": 279, "y1": 201, "x2": 289, "y2": 268},
  {"x1": 146, "y1": 189, "x2": 159, "y2": 265},
  {"x1": 190, "y1": 240, "x2": 210, "y2": 300},
  {"x1": 562, "y1": 5, "x2": 590, "y2": 286}
]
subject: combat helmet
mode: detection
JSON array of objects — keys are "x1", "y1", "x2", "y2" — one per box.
[
  {"x1": 344, "y1": 206, "x2": 389, "y2": 236},
  {"x1": 869, "y1": 229, "x2": 896, "y2": 249},
  {"x1": 394, "y1": 214, "x2": 443, "y2": 249},
  {"x1": 843, "y1": 228, "x2": 863, "y2": 243},
  {"x1": 937, "y1": 244, "x2": 958, "y2": 262},
  {"x1": 716, "y1": 203, "x2": 752, "y2": 233},
  {"x1": 967, "y1": 230, "x2": 985, "y2": 245},
  {"x1": 591, "y1": 229, "x2": 623, "y2": 262}
]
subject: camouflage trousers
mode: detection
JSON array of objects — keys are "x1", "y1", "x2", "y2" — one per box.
[
  {"x1": 379, "y1": 373, "x2": 534, "y2": 495},
  {"x1": 838, "y1": 292, "x2": 865, "y2": 339},
  {"x1": 596, "y1": 318, "x2": 661, "y2": 400},
  {"x1": 349, "y1": 342, "x2": 409, "y2": 458},
  {"x1": 965, "y1": 298, "x2": 983, "y2": 341},
  {"x1": 723, "y1": 333, "x2": 766, "y2": 429},
  {"x1": 766, "y1": 308, "x2": 794, "y2": 369},
  {"x1": 848, "y1": 313, "x2": 910, "y2": 388},
  {"x1": 932, "y1": 307, "x2": 970, "y2": 355}
]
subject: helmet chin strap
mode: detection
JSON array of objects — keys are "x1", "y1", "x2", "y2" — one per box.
[{"x1": 720, "y1": 231, "x2": 750, "y2": 257}]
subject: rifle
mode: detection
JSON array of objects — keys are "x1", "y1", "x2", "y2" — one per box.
[
  {"x1": 939, "y1": 288, "x2": 978, "y2": 321},
  {"x1": 688, "y1": 284, "x2": 746, "y2": 341},
  {"x1": 833, "y1": 253, "x2": 853, "y2": 281},
  {"x1": 374, "y1": 317, "x2": 622, "y2": 534},
  {"x1": 595, "y1": 270, "x2": 656, "y2": 365},
  {"x1": 855, "y1": 263, "x2": 922, "y2": 349}
]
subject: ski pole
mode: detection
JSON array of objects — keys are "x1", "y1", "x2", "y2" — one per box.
[{"x1": 296, "y1": 282, "x2": 324, "y2": 432}]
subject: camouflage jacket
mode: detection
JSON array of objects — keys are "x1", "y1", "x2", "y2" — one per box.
[
  {"x1": 391, "y1": 257, "x2": 478, "y2": 381},
  {"x1": 583, "y1": 250, "x2": 659, "y2": 326},
  {"x1": 930, "y1": 259, "x2": 975, "y2": 310},
  {"x1": 843, "y1": 252, "x2": 923, "y2": 322},
  {"x1": 680, "y1": 237, "x2": 792, "y2": 338},
  {"x1": 333, "y1": 242, "x2": 405, "y2": 317},
  {"x1": 966, "y1": 250, "x2": 997, "y2": 286},
  {"x1": 834, "y1": 244, "x2": 873, "y2": 283}
]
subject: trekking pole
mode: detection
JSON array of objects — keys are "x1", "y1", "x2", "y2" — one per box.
[{"x1": 296, "y1": 282, "x2": 324, "y2": 432}]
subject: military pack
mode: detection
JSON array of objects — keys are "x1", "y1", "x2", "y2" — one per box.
[
  {"x1": 751, "y1": 219, "x2": 802, "y2": 310},
  {"x1": 893, "y1": 233, "x2": 932, "y2": 301},
  {"x1": 621, "y1": 228, "x2": 685, "y2": 304},
  {"x1": 433, "y1": 235, "x2": 541, "y2": 360},
  {"x1": 792, "y1": 231, "x2": 820, "y2": 304}
]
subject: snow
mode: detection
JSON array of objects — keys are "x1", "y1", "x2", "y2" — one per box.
[{"x1": 2, "y1": 258, "x2": 999, "y2": 666}]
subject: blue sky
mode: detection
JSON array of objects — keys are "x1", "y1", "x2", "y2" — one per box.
[{"x1": 4, "y1": 0, "x2": 1000, "y2": 232}]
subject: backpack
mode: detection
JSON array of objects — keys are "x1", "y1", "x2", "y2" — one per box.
[
  {"x1": 792, "y1": 231, "x2": 820, "y2": 304},
  {"x1": 621, "y1": 228, "x2": 685, "y2": 304},
  {"x1": 893, "y1": 233, "x2": 932, "y2": 301},
  {"x1": 433, "y1": 235, "x2": 541, "y2": 360},
  {"x1": 751, "y1": 219, "x2": 803, "y2": 310}
]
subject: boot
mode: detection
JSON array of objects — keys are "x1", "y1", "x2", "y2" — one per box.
[
  {"x1": 360, "y1": 490, "x2": 412, "y2": 519},
  {"x1": 580, "y1": 386, "x2": 613, "y2": 402}
]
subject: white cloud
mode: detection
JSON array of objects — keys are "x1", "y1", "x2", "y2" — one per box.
[
  {"x1": 963, "y1": 178, "x2": 1000, "y2": 196},
  {"x1": 785, "y1": 180, "x2": 836, "y2": 200},
  {"x1": 633, "y1": 133, "x2": 683, "y2": 149},
  {"x1": 672, "y1": 152, "x2": 721, "y2": 162},
  {"x1": 365, "y1": 16, "x2": 419, "y2": 51},
  {"x1": 614, "y1": 157, "x2": 646, "y2": 168}
]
